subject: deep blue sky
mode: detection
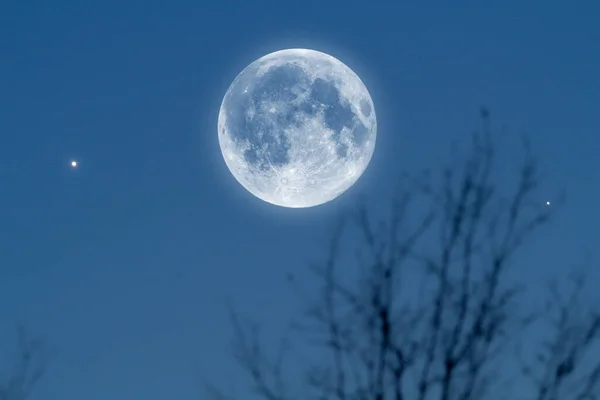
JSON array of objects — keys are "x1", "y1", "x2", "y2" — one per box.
[{"x1": 1, "y1": 1, "x2": 599, "y2": 398}]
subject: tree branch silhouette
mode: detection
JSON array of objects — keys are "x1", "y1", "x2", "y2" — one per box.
[
  {"x1": 212, "y1": 110, "x2": 598, "y2": 400},
  {"x1": 0, "y1": 327, "x2": 45, "y2": 400}
]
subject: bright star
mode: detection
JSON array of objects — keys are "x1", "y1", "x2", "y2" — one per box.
[{"x1": 71, "y1": 161, "x2": 78, "y2": 168}]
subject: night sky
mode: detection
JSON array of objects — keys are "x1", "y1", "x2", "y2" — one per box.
[{"x1": 1, "y1": 1, "x2": 599, "y2": 399}]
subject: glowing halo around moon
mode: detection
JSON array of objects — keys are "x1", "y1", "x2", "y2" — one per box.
[{"x1": 217, "y1": 48, "x2": 377, "y2": 208}]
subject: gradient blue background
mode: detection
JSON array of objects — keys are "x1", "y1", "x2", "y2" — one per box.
[{"x1": 1, "y1": 1, "x2": 599, "y2": 398}]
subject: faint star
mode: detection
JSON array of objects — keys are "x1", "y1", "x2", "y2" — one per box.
[{"x1": 546, "y1": 201, "x2": 551, "y2": 206}]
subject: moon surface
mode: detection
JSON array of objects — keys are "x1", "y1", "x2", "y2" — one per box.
[{"x1": 218, "y1": 48, "x2": 377, "y2": 208}]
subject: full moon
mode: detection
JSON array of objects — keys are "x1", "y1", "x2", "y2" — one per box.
[{"x1": 218, "y1": 48, "x2": 377, "y2": 208}]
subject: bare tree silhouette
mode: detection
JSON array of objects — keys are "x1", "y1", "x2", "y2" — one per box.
[
  {"x1": 520, "y1": 272, "x2": 600, "y2": 400},
  {"x1": 0, "y1": 327, "x2": 45, "y2": 400},
  {"x1": 212, "y1": 110, "x2": 599, "y2": 400}
]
